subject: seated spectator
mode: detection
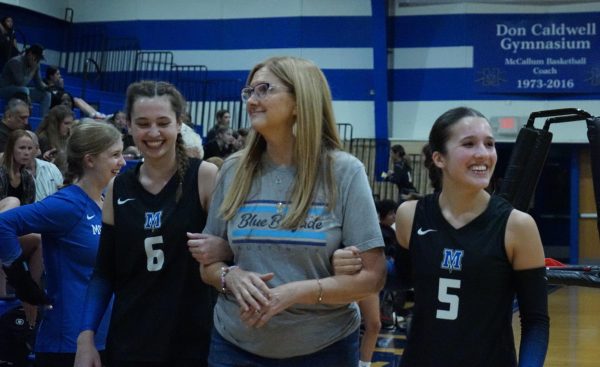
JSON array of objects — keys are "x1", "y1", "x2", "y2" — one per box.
[
  {"x1": 235, "y1": 127, "x2": 248, "y2": 150},
  {"x1": 44, "y1": 65, "x2": 65, "y2": 109},
  {"x1": 45, "y1": 66, "x2": 107, "y2": 120},
  {"x1": 107, "y1": 110, "x2": 135, "y2": 152},
  {"x1": 0, "y1": 16, "x2": 18, "y2": 70},
  {"x1": 202, "y1": 125, "x2": 233, "y2": 159},
  {"x1": 0, "y1": 129, "x2": 40, "y2": 305},
  {"x1": 205, "y1": 108, "x2": 230, "y2": 143},
  {"x1": 0, "y1": 98, "x2": 28, "y2": 151},
  {"x1": 0, "y1": 44, "x2": 50, "y2": 117},
  {"x1": 0, "y1": 129, "x2": 35, "y2": 209},
  {"x1": 36, "y1": 105, "x2": 74, "y2": 174},
  {"x1": 25, "y1": 130, "x2": 63, "y2": 201}
]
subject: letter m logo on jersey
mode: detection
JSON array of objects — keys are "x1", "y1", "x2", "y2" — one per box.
[
  {"x1": 144, "y1": 211, "x2": 163, "y2": 230},
  {"x1": 440, "y1": 248, "x2": 464, "y2": 273}
]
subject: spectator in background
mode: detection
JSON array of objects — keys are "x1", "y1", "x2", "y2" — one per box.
[
  {"x1": 107, "y1": 110, "x2": 136, "y2": 155},
  {"x1": 202, "y1": 125, "x2": 233, "y2": 160},
  {"x1": 357, "y1": 292, "x2": 381, "y2": 367},
  {"x1": 375, "y1": 199, "x2": 412, "y2": 321},
  {"x1": 205, "y1": 109, "x2": 230, "y2": 143},
  {"x1": 36, "y1": 105, "x2": 74, "y2": 174},
  {"x1": 0, "y1": 129, "x2": 35, "y2": 211},
  {"x1": 25, "y1": 131, "x2": 63, "y2": 202},
  {"x1": 0, "y1": 43, "x2": 50, "y2": 117},
  {"x1": 230, "y1": 127, "x2": 249, "y2": 152},
  {"x1": 0, "y1": 98, "x2": 28, "y2": 151},
  {"x1": 0, "y1": 129, "x2": 40, "y2": 311},
  {"x1": 383, "y1": 144, "x2": 419, "y2": 201},
  {"x1": 0, "y1": 16, "x2": 18, "y2": 69},
  {"x1": 45, "y1": 66, "x2": 107, "y2": 120}
]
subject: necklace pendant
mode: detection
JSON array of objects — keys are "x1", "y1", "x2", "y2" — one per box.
[
  {"x1": 275, "y1": 176, "x2": 282, "y2": 185},
  {"x1": 277, "y1": 202, "x2": 284, "y2": 213}
]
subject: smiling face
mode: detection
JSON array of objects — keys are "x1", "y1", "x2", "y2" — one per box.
[
  {"x1": 86, "y1": 140, "x2": 125, "y2": 187},
  {"x1": 13, "y1": 135, "x2": 34, "y2": 167},
  {"x1": 128, "y1": 95, "x2": 180, "y2": 161},
  {"x1": 433, "y1": 116, "x2": 497, "y2": 191},
  {"x1": 245, "y1": 67, "x2": 296, "y2": 140}
]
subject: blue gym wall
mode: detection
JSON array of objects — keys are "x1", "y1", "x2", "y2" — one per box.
[
  {"x1": 2, "y1": 0, "x2": 597, "y2": 260},
  {"x1": 4, "y1": 0, "x2": 600, "y2": 142}
]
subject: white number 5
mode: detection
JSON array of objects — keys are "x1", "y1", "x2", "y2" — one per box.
[
  {"x1": 436, "y1": 278, "x2": 461, "y2": 320},
  {"x1": 144, "y1": 236, "x2": 165, "y2": 272}
]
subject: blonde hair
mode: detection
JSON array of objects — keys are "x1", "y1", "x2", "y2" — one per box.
[
  {"x1": 220, "y1": 56, "x2": 342, "y2": 229},
  {"x1": 64, "y1": 121, "x2": 122, "y2": 185}
]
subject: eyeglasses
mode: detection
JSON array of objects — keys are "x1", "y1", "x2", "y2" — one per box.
[{"x1": 241, "y1": 83, "x2": 286, "y2": 102}]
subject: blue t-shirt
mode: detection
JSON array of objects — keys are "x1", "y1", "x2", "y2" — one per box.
[{"x1": 0, "y1": 185, "x2": 111, "y2": 353}]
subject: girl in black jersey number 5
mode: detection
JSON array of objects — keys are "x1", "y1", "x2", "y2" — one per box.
[
  {"x1": 334, "y1": 106, "x2": 549, "y2": 367},
  {"x1": 395, "y1": 107, "x2": 549, "y2": 367},
  {"x1": 75, "y1": 81, "x2": 229, "y2": 367}
]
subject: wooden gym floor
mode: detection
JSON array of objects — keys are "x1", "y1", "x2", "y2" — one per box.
[{"x1": 370, "y1": 286, "x2": 600, "y2": 366}]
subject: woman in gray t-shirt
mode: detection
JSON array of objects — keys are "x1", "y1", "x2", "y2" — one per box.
[{"x1": 198, "y1": 56, "x2": 386, "y2": 366}]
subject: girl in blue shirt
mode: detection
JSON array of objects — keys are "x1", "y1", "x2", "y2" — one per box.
[{"x1": 0, "y1": 121, "x2": 125, "y2": 367}]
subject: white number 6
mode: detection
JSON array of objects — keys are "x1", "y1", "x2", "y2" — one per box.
[
  {"x1": 436, "y1": 278, "x2": 461, "y2": 320},
  {"x1": 144, "y1": 236, "x2": 165, "y2": 272}
]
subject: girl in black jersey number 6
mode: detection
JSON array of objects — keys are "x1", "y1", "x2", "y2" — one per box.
[{"x1": 75, "y1": 81, "x2": 230, "y2": 367}]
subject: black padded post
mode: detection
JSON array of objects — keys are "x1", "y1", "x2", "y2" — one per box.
[
  {"x1": 586, "y1": 117, "x2": 600, "y2": 239},
  {"x1": 498, "y1": 128, "x2": 552, "y2": 211}
]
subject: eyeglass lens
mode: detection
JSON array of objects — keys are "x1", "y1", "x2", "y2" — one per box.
[{"x1": 241, "y1": 83, "x2": 270, "y2": 102}]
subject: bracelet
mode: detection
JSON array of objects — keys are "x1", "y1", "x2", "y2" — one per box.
[
  {"x1": 220, "y1": 265, "x2": 238, "y2": 293},
  {"x1": 316, "y1": 279, "x2": 323, "y2": 304}
]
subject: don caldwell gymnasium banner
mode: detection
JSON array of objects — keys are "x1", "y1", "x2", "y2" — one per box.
[{"x1": 473, "y1": 13, "x2": 600, "y2": 94}]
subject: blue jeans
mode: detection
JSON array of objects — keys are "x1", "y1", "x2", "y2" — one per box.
[
  {"x1": 0, "y1": 85, "x2": 50, "y2": 117},
  {"x1": 208, "y1": 328, "x2": 359, "y2": 367}
]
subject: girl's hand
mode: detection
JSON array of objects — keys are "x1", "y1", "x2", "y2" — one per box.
[
  {"x1": 332, "y1": 246, "x2": 362, "y2": 275},
  {"x1": 187, "y1": 233, "x2": 233, "y2": 265},
  {"x1": 240, "y1": 282, "x2": 296, "y2": 328},
  {"x1": 224, "y1": 266, "x2": 273, "y2": 313}
]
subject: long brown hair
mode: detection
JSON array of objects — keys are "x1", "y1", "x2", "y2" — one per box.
[
  {"x1": 125, "y1": 80, "x2": 188, "y2": 201},
  {"x1": 220, "y1": 56, "x2": 342, "y2": 229},
  {"x1": 36, "y1": 104, "x2": 74, "y2": 172}
]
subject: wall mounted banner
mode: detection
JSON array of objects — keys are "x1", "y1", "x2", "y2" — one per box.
[{"x1": 473, "y1": 13, "x2": 600, "y2": 94}]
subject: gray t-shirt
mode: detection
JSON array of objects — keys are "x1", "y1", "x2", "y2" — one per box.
[{"x1": 204, "y1": 150, "x2": 384, "y2": 358}]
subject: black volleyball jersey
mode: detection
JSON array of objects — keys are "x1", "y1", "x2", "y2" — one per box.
[
  {"x1": 107, "y1": 158, "x2": 217, "y2": 363},
  {"x1": 401, "y1": 193, "x2": 517, "y2": 367}
]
